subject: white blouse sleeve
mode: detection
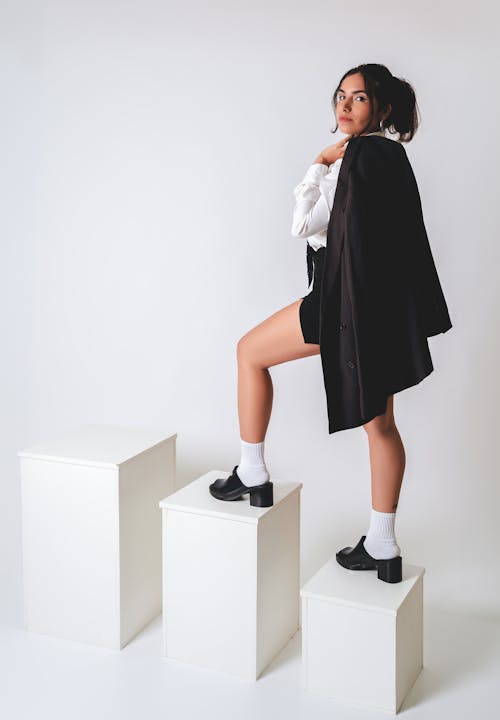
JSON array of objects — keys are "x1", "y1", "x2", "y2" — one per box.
[{"x1": 291, "y1": 162, "x2": 341, "y2": 238}]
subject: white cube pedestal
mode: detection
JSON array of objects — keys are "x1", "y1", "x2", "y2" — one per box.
[
  {"x1": 301, "y1": 557, "x2": 424, "y2": 714},
  {"x1": 19, "y1": 423, "x2": 176, "y2": 650},
  {"x1": 159, "y1": 470, "x2": 302, "y2": 681}
]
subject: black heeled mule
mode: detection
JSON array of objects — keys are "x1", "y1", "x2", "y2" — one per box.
[
  {"x1": 209, "y1": 465, "x2": 274, "y2": 507},
  {"x1": 336, "y1": 535, "x2": 402, "y2": 584}
]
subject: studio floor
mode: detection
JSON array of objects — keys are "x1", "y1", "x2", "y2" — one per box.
[{"x1": 1, "y1": 602, "x2": 499, "y2": 720}]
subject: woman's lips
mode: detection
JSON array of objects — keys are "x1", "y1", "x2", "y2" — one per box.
[{"x1": 339, "y1": 117, "x2": 352, "y2": 122}]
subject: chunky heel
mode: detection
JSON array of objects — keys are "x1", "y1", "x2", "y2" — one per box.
[
  {"x1": 249, "y1": 482, "x2": 274, "y2": 507},
  {"x1": 209, "y1": 466, "x2": 275, "y2": 506},
  {"x1": 376, "y1": 556, "x2": 402, "y2": 583}
]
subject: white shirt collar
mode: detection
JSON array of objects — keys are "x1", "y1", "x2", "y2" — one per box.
[{"x1": 361, "y1": 128, "x2": 386, "y2": 138}]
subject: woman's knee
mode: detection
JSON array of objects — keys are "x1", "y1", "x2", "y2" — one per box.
[{"x1": 237, "y1": 331, "x2": 260, "y2": 368}]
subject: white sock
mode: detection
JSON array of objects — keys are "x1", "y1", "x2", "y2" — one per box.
[
  {"x1": 237, "y1": 439, "x2": 270, "y2": 487},
  {"x1": 363, "y1": 508, "x2": 401, "y2": 560}
]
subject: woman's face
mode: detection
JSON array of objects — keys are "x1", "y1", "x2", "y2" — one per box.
[{"x1": 335, "y1": 72, "x2": 381, "y2": 136}]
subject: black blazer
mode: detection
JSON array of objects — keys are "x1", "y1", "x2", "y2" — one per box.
[{"x1": 317, "y1": 134, "x2": 452, "y2": 433}]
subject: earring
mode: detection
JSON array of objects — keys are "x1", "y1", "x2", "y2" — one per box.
[{"x1": 379, "y1": 119, "x2": 384, "y2": 130}]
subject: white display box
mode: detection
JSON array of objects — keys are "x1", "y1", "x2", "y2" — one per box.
[
  {"x1": 18, "y1": 424, "x2": 176, "y2": 650},
  {"x1": 159, "y1": 470, "x2": 302, "y2": 681},
  {"x1": 301, "y1": 557, "x2": 425, "y2": 713}
]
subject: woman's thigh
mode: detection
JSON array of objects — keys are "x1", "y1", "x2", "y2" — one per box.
[{"x1": 237, "y1": 299, "x2": 320, "y2": 369}]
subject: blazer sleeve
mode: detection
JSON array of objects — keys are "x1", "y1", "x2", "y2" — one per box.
[
  {"x1": 391, "y1": 144, "x2": 453, "y2": 336},
  {"x1": 344, "y1": 139, "x2": 396, "y2": 291},
  {"x1": 346, "y1": 138, "x2": 452, "y2": 337}
]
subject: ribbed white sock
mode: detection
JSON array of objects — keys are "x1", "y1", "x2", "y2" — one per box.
[
  {"x1": 363, "y1": 508, "x2": 401, "y2": 560},
  {"x1": 237, "y1": 439, "x2": 270, "y2": 487}
]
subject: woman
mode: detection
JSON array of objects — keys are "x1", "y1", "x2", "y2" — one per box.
[{"x1": 209, "y1": 64, "x2": 452, "y2": 584}]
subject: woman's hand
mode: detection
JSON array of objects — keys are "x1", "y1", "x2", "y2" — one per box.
[{"x1": 313, "y1": 135, "x2": 352, "y2": 166}]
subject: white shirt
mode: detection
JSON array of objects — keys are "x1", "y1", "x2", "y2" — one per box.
[{"x1": 291, "y1": 129, "x2": 390, "y2": 251}]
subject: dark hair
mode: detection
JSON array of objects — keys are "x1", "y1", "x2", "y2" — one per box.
[{"x1": 330, "y1": 63, "x2": 420, "y2": 142}]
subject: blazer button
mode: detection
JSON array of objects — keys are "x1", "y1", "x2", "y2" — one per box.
[
  {"x1": 339, "y1": 322, "x2": 347, "y2": 330},
  {"x1": 347, "y1": 360, "x2": 355, "y2": 369}
]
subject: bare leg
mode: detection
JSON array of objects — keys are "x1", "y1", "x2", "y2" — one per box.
[
  {"x1": 237, "y1": 298, "x2": 320, "y2": 442},
  {"x1": 362, "y1": 396, "x2": 406, "y2": 512}
]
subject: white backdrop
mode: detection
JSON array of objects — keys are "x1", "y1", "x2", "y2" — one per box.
[{"x1": 2, "y1": 0, "x2": 498, "y2": 629}]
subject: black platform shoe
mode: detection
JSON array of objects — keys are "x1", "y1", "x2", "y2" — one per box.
[
  {"x1": 336, "y1": 535, "x2": 402, "y2": 584},
  {"x1": 209, "y1": 465, "x2": 274, "y2": 507}
]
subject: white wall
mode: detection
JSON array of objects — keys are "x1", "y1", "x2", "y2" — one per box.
[{"x1": 2, "y1": 0, "x2": 499, "y2": 624}]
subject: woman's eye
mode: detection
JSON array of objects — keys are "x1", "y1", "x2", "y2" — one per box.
[{"x1": 336, "y1": 94, "x2": 366, "y2": 101}]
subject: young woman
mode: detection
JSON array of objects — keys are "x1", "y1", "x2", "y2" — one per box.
[{"x1": 209, "y1": 63, "x2": 452, "y2": 584}]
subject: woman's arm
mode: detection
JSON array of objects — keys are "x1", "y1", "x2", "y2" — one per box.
[{"x1": 291, "y1": 162, "x2": 341, "y2": 237}]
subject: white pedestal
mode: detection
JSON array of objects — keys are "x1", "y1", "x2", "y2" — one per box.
[
  {"x1": 18, "y1": 423, "x2": 176, "y2": 650},
  {"x1": 301, "y1": 557, "x2": 424, "y2": 713},
  {"x1": 159, "y1": 470, "x2": 302, "y2": 681}
]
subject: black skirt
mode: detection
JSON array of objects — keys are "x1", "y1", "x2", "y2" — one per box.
[{"x1": 299, "y1": 244, "x2": 326, "y2": 344}]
